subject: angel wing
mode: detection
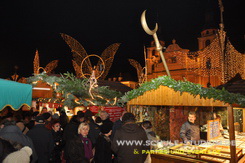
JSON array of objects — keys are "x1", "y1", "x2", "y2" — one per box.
[
  {"x1": 98, "y1": 43, "x2": 121, "y2": 80},
  {"x1": 44, "y1": 60, "x2": 59, "y2": 74},
  {"x1": 33, "y1": 50, "x2": 40, "y2": 74},
  {"x1": 72, "y1": 60, "x2": 82, "y2": 77},
  {"x1": 61, "y1": 33, "x2": 92, "y2": 76},
  {"x1": 128, "y1": 59, "x2": 143, "y2": 82}
]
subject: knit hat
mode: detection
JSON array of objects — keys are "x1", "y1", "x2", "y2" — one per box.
[
  {"x1": 100, "y1": 124, "x2": 112, "y2": 134},
  {"x1": 42, "y1": 112, "x2": 51, "y2": 120},
  {"x1": 3, "y1": 146, "x2": 32, "y2": 163},
  {"x1": 35, "y1": 115, "x2": 45, "y2": 123}
]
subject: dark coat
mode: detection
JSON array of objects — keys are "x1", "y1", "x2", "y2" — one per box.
[
  {"x1": 180, "y1": 121, "x2": 200, "y2": 143},
  {"x1": 94, "y1": 134, "x2": 112, "y2": 163},
  {"x1": 100, "y1": 118, "x2": 113, "y2": 134},
  {"x1": 63, "y1": 119, "x2": 80, "y2": 159},
  {"x1": 59, "y1": 113, "x2": 69, "y2": 130},
  {"x1": 111, "y1": 119, "x2": 122, "y2": 140},
  {"x1": 50, "y1": 130, "x2": 64, "y2": 163},
  {"x1": 27, "y1": 124, "x2": 54, "y2": 163},
  {"x1": 111, "y1": 123, "x2": 150, "y2": 163},
  {"x1": 66, "y1": 135, "x2": 89, "y2": 163},
  {"x1": 0, "y1": 125, "x2": 38, "y2": 163},
  {"x1": 88, "y1": 121, "x2": 100, "y2": 147}
]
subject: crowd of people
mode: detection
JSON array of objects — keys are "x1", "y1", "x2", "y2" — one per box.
[{"x1": 0, "y1": 107, "x2": 158, "y2": 163}]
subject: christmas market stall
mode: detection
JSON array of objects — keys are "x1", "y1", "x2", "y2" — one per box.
[
  {"x1": 0, "y1": 78, "x2": 32, "y2": 111},
  {"x1": 27, "y1": 73, "x2": 130, "y2": 121},
  {"x1": 121, "y1": 76, "x2": 245, "y2": 163}
]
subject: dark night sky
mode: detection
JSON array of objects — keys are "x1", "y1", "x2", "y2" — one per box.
[{"x1": 0, "y1": 0, "x2": 244, "y2": 81}]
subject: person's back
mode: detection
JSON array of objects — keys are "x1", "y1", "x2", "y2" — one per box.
[
  {"x1": 27, "y1": 116, "x2": 53, "y2": 163},
  {"x1": 63, "y1": 115, "x2": 84, "y2": 160},
  {"x1": 0, "y1": 125, "x2": 37, "y2": 162},
  {"x1": 111, "y1": 113, "x2": 149, "y2": 163}
]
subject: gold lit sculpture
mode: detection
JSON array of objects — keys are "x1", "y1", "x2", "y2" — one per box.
[
  {"x1": 60, "y1": 33, "x2": 120, "y2": 80},
  {"x1": 81, "y1": 54, "x2": 105, "y2": 79},
  {"x1": 33, "y1": 50, "x2": 59, "y2": 74},
  {"x1": 128, "y1": 59, "x2": 147, "y2": 85}
]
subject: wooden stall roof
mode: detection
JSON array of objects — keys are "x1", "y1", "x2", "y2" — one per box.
[{"x1": 128, "y1": 85, "x2": 229, "y2": 107}]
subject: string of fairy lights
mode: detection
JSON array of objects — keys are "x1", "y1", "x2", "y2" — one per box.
[{"x1": 172, "y1": 30, "x2": 244, "y2": 84}]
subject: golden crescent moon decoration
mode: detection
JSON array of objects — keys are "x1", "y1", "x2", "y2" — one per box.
[
  {"x1": 141, "y1": 10, "x2": 171, "y2": 77},
  {"x1": 141, "y1": 10, "x2": 158, "y2": 35}
]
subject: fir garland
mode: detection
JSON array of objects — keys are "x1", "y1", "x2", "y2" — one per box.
[
  {"x1": 27, "y1": 72, "x2": 123, "y2": 108},
  {"x1": 120, "y1": 76, "x2": 245, "y2": 107}
]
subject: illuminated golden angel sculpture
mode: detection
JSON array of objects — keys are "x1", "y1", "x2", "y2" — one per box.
[
  {"x1": 128, "y1": 59, "x2": 147, "y2": 85},
  {"x1": 61, "y1": 33, "x2": 120, "y2": 80},
  {"x1": 33, "y1": 50, "x2": 59, "y2": 75}
]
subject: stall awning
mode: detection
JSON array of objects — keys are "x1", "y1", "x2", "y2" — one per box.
[{"x1": 0, "y1": 79, "x2": 32, "y2": 111}]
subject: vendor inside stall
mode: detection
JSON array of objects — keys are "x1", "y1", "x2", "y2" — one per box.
[{"x1": 180, "y1": 111, "x2": 200, "y2": 144}]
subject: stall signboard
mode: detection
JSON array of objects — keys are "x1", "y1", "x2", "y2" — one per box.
[
  {"x1": 38, "y1": 102, "x2": 62, "y2": 109},
  {"x1": 89, "y1": 106, "x2": 125, "y2": 122},
  {"x1": 207, "y1": 119, "x2": 221, "y2": 140}
]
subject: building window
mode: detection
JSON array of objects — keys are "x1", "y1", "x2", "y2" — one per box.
[{"x1": 205, "y1": 40, "x2": 211, "y2": 47}]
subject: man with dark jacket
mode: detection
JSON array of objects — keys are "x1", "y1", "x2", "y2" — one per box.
[
  {"x1": 180, "y1": 111, "x2": 200, "y2": 144},
  {"x1": 27, "y1": 115, "x2": 54, "y2": 163},
  {"x1": 111, "y1": 113, "x2": 149, "y2": 163}
]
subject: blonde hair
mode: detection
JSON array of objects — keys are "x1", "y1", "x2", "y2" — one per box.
[{"x1": 78, "y1": 122, "x2": 90, "y2": 134}]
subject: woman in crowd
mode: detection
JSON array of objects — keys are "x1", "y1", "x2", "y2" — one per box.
[
  {"x1": 67, "y1": 122, "x2": 93, "y2": 162},
  {"x1": 50, "y1": 120, "x2": 63, "y2": 163}
]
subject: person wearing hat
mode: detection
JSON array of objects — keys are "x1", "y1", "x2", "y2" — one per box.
[
  {"x1": 0, "y1": 118, "x2": 37, "y2": 163},
  {"x1": 25, "y1": 111, "x2": 39, "y2": 130},
  {"x1": 27, "y1": 115, "x2": 54, "y2": 163},
  {"x1": 94, "y1": 125, "x2": 112, "y2": 163},
  {"x1": 3, "y1": 146, "x2": 32, "y2": 163}
]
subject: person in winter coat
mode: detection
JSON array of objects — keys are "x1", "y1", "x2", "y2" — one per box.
[
  {"x1": 99, "y1": 111, "x2": 113, "y2": 135},
  {"x1": 67, "y1": 122, "x2": 92, "y2": 163},
  {"x1": 50, "y1": 120, "x2": 64, "y2": 163},
  {"x1": 0, "y1": 138, "x2": 17, "y2": 162},
  {"x1": 58, "y1": 108, "x2": 69, "y2": 130},
  {"x1": 141, "y1": 121, "x2": 159, "y2": 148},
  {"x1": 141, "y1": 121, "x2": 160, "y2": 163},
  {"x1": 111, "y1": 113, "x2": 150, "y2": 163},
  {"x1": 27, "y1": 115, "x2": 54, "y2": 163},
  {"x1": 111, "y1": 111, "x2": 127, "y2": 140},
  {"x1": 180, "y1": 111, "x2": 200, "y2": 144},
  {"x1": 85, "y1": 110, "x2": 100, "y2": 147},
  {"x1": 94, "y1": 125, "x2": 112, "y2": 163},
  {"x1": 63, "y1": 113, "x2": 85, "y2": 160},
  {"x1": 3, "y1": 146, "x2": 32, "y2": 163},
  {"x1": 0, "y1": 119, "x2": 37, "y2": 163}
]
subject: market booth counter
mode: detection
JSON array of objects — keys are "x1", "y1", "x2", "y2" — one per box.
[{"x1": 127, "y1": 84, "x2": 245, "y2": 163}]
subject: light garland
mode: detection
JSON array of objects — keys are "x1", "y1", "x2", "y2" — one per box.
[{"x1": 168, "y1": 30, "x2": 244, "y2": 84}]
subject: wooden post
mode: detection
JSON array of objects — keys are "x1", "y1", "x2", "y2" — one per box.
[{"x1": 228, "y1": 105, "x2": 236, "y2": 163}]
